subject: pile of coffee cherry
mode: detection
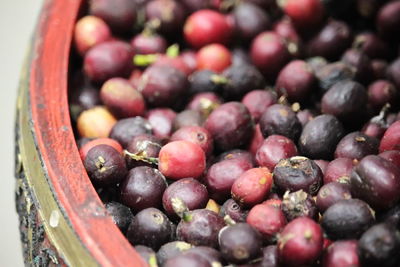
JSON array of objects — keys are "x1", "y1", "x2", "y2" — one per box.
[{"x1": 70, "y1": 0, "x2": 400, "y2": 266}]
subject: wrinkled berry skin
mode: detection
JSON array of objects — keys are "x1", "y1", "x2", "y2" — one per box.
[
  {"x1": 127, "y1": 208, "x2": 175, "y2": 250},
  {"x1": 321, "y1": 80, "x2": 368, "y2": 124},
  {"x1": 205, "y1": 102, "x2": 253, "y2": 151},
  {"x1": 321, "y1": 199, "x2": 375, "y2": 240},
  {"x1": 351, "y1": 155, "x2": 400, "y2": 210},
  {"x1": 334, "y1": 132, "x2": 379, "y2": 161},
  {"x1": 219, "y1": 199, "x2": 248, "y2": 223},
  {"x1": 273, "y1": 156, "x2": 323, "y2": 195},
  {"x1": 282, "y1": 190, "x2": 318, "y2": 221},
  {"x1": 358, "y1": 223, "x2": 400, "y2": 267},
  {"x1": 322, "y1": 240, "x2": 359, "y2": 267},
  {"x1": 84, "y1": 144, "x2": 127, "y2": 187},
  {"x1": 277, "y1": 217, "x2": 323, "y2": 267},
  {"x1": 316, "y1": 62, "x2": 355, "y2": 94},
  {"x1": 177, "y1": 209, "x2": 225, "y2": 248},
  {"x1": 105, "y1": 201, "x2": 134, "y2": 234},
  {"x1": 218, "y1": 223, "x2": 262, "y2": 264},
  {"x1": 299, "y1": 114, "x2": 344, "y2": 160},
  {"x1": 259, "y1": 104, "x2": 302, "y2": 142}
]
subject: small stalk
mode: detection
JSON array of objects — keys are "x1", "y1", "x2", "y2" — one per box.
[
  {"x1": 124, "y1": 150, "x2": 159, "y2": 165},
  {"x1": 171, "y1": 197, "x2": 192, "y2": 222},
  {"x1": 133, "y1": 54, "x2": 159, "y2": 67},
  {"x1": 224, "y1": 215, "x2": 237, "y2": 226},
  {"x1": 166, "y1": 44, "x2": 180, "y2": 58},
  {"x1": 210, "y1": 74, "x2": 229, "y2": 85}
]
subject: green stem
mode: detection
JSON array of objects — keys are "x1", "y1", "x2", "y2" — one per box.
[{"x1": 124, "y1": 150, "x2": 159, "y2": 165}]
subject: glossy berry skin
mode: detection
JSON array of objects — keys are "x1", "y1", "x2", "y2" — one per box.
[
  {"x1": 159, "y1": 141, "x2": 206, "y2": 180},
  {"x1": 170, "y1": 126, "x2": 214, "y2": 157},
  {"x1": 387, "y1": 58, "x2": 400, "y2": 89},
  {"x1": 255, "y1": 135, "x2": 298, "y2": 171},
  {"x1": 120, "y1": 166, "x2": 167, "y2": 212},
  {"x1": 189, "y1": 70, "x2": 224, "y2": 95},
  {"x1": 134, "y1": 245, "x2": 157, "y2": 266},
  {"x1": 282, "y1": 190, "x2": 318, "y2": 221},
  {"x1": 341, "y1": 49, "x2": 373, "y2": 85},
  {"x1": 164, "y1": 253, "x2": 211, "y2": 267},
  {"x1": 307, "y1": 20, "x2": 352, "y2": 61},
  {"x1": 100, "y1": 78, "x2": 146, "y2": 118},
  {"x1": 89, "y1": 0, "x2": 137, "y2": 33},
  {"x1": 205, "y1": 158, "x2": 253, "y2": 202},
  {"x1": 273, "y1": 156, "x2": 323, "y2": 195},
  {"x1": 177, "y1": 209, "x2": 225, "y2": 248},
  {"x1": 322, "y1": 80, "x2": 368, "y2": 124},
  {"x1": 222, "y1": 65, "x2": 266, "y2": 100},
  {"x1": 156, "y1": 241, "x2": 192, "y2": 266},
  {"x1": 172, "y1": 110, "x2": 204, "y2": 130},
  {"x1": 219, "y1": 199, "x2": 248, "y2": 223},
  {"x1": 379, "y1": 150, "x2": 400, "y2": 168},
  {"x1": 368, "y1": 80, "x2": 398, "y2": 110},
  {"x1": 162, "y1": 178, "x2": 208, "y2": 219},
  {"x1": 197, "y1": 44, "x2": 232, "y2": 73},
  {"x1": 358, "y1": 223, "x2": 400, "y2": 267},
  {"x1": 215, "y1": 149, "x2": 255, "y2": 166},
  {"x1": 351, "y1": 155, "x2": 400, "y2": 210},
  {"x1": 218, "y1": 223, "x2": 262, "y2": 264},
  {"x1": 260, "y1": 245, "x2": 279, "y2": 267},
  {"x1": 246, "y1": 203, "x2": 287, "y2": 242},
  {"x1": 146, "y1": 108, "x2": 176, "y2": 140},
  {"x1": 296, "y1": 109, "x2": 318, "y2": 127},
  {"x1": 104, "y1": 201, "x2": 134, "y2": 234},
  {"x1": 184, "y1": 246, "x2": 223, "y2": 266},
  {"x1": 277, "y1": 217, "x2": 323, "y2": 267},
  {"x1": 84, "y1": 40, "x2": 133, "y2": 83},
  {"x1": 242, "y1": 90, "x2": 277, "y2": 123},
  {"x1": 353, "y1": 32, "x2": 389, "y2": 60},
  {"x1": 324, "y1": 158, "x2": 354, "y2": 184},
  {"x1": 184, "y1": 10, "x2": 233, "y2": 48},
  {"x1": 130, "y1": 33, "x2": 167, "y2": 55},
  {"x1": 74, "y1": 16, "x2": 111, "y2": 55},
  {"x1": 125, "y1": 134, "x2": 162, "y2": 169},
  {"x1": 279, "y1": 0, "x2": 325, "y2": 29},
  {"x1": 79, "y1": 138, "x2": 123, "y2": 161},
  {"x1": 231, "y1": 167, "x2": 273, "y2": 207},
  {"x1": 275, "y1": 60, "x2": 317, "y2": 102},
  {"x1": 380, "y1": 121, "x2": 400, "y2": 152},
  {"x1": 376, "y1": 1, "x2": 400, "y2": 41},
  {"x1": 251, "y1": 32, "x2": 291, "y2": 81},
  {"x1": 334, "y1": 132, "x2": 379, "y2": 161},
  {"x1": 316, "y1": 62, "x2": 355, "y2": 93},
  {"x1": 299, "y1": 114, "x2": 345, "y2": 160},
  {"x1": 204, "y1": 102, "x2": 253, "y2": 151},
  {"x1": 139, "y1": 65, "x2": 188, "y2": 108},
  {"x1": 233, "y1": 2, "x2": 271, "y2": 42},
  {"x1": 248, "y1": 124, "x2": 265, "y2": 156},
  {"x1": 127, "y1": 208, "x2": 175, "y2": 250},
  {"x1": 322, "y1": 240, "x2": 359, "y2": 267},
  {"x1": 152, "y1": 55, "x2": 192, "y2": 76},
  {"x1": 84, "y1": 144, "x2": 127, "y2": 187},
  {"x1": 321, "y1": 199, "x2": 375, "y2": 240},
  {"x1": 109, "y1": 117, "x2": 152, "y2": 148},
  {"x1": 145, "y1": 0, "x2": 186, "y2": 35},
  {"x1": 259, "y1": 104, "x2": 302, "y2": 142},
  {"x1": 316, "y1": 182, "x2": 352, "y2": 212}
]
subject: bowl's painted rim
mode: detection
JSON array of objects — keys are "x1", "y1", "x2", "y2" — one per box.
[{"x1": 23, "y1": 0, "x2": 145, "y2": 265}]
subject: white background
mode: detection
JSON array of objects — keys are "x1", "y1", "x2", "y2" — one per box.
[{"x1": 0, "y1": 1, "x2": 42, "y2": 266}]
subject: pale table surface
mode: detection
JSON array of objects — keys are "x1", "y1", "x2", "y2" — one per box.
[{"x1": 0, "y1": 1, "x2": 43, "y2": 266}]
